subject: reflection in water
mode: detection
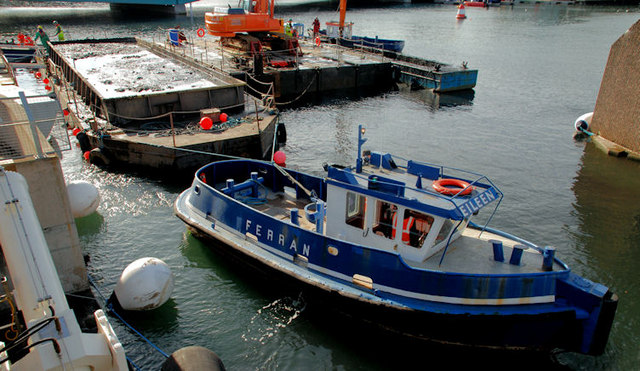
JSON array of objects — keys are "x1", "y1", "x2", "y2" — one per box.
[
  {"x1": 570, "y1": 143, "x2": 640, "y2": 366},
  {"x1": 112, "y1": 297, "x2": 180, "y2": 335},
  {"x1": 74, "y1": 211, "x2": 105, "y2": 236},
  {"x1": 398, "y1": 83, "x2": 475, "y2": 111}
]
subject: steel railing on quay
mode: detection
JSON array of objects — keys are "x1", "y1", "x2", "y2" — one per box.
[{"x1": 0, "y1": 93, "x2": 71, "y2": 161}]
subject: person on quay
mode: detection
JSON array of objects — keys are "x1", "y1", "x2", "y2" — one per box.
[
  {"x1": 53, "y1": 20, "x2": 65, "y2": 41},
  {"x1": 312, "y1": 17, "x2": 320, "y2": 39},
  {"x1": 34, "y1": 25, "x2": 51, "y2": 54},
  {"x1": 285, "y1": 19, "x2": 293, "y2": 36}
]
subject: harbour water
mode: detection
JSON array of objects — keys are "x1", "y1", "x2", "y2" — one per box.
[{"x1": 2, "y1": 1, "x2": 640, "y2": 369}]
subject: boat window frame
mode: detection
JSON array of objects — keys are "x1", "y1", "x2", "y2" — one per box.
[
  {"x1": 400, "y1": 209, "x2": 435, "y2": 249},
  {"x1": 430, "y1": 217, "x2": 470, "y2": 251},
  {"x1": 372, "y1": 200, "x2": 398, "y2": 240},
  {"x1": 345, "y1": 191, "x2": 366, "y2": 230}
]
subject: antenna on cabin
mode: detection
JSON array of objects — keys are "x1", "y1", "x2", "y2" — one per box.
[{"x1": 356, "y1": 125, "x2": 367, "y2": 173}]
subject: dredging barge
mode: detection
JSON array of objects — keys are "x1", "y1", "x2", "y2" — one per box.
[{"x1": 196, "y1": 0, "x2": 477, "y2": 98}]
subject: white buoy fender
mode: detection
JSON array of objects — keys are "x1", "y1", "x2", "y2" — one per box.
[
  {"x1": 114, "y1": 257, "x2": 174, "y2": 311},
  {"x1": 575, "y1": 112, "x2": 593, "y2": 131},
  {"x1": 67, "y1": 180, "x2": 100, "y2": 218}
]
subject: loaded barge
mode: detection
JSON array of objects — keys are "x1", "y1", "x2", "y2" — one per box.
[
  {"x1": 147, "y1": 0, "x2": 476, "y2": 105},
  {"x1": 153, "y1": 36, "x2": 477, "y2": 102},
  {"x1": 47, "y1": 37, "x2": 281, "y2": 172}
]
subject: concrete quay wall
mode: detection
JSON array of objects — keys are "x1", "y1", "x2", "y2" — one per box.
[{"x1": 590, "y1": 19, "x2": 640, "y2": 154}]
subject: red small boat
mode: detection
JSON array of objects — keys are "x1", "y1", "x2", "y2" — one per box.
[{"x1": 464, "y1": 1, "x2": 488, "y2": 7}]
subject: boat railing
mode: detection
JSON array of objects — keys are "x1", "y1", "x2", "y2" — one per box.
[
  {"x1": 337, "y1": 160, "x2": 502, "y2": 222},
  {"x1": 389, "y1": 155, "x2": 503, "y2": 197},
  {"x1": 0, "y1": 92, "x2": 72, "y2": 161},
  {"x1": 323, "y1": 41, "x2": 387, "y2": 62},
  {"x1": 391, "y1": 154, "x2": 505, "y2": 233}
]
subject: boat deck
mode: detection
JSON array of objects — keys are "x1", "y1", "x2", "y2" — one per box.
[
  {"x1": 245, "y1": 187, "x2": 562, "y2": 275},
  {"x1": 416, "y1": 228, "x2": 562, "y2": 275},
  {"x1": 254, "y1": 191, "x2": 317, "y2": 231}
]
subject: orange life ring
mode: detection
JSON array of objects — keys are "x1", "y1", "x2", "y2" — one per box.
[
  {"x1": 197, "y1": 28, "x2": 205, "y2": 37},
  {"x1": 432, "y1": 178, "x2": 473, "y2": 196},
  {"x1": 315, "y1": 36, "x2": 321, "y2": 46}
]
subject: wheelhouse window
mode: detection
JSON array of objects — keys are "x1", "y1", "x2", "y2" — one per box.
[
  {"x1": 435, "y1": 219, "x2": 456, "y2": 245},
  {"x1": 345, "y1": 192, "x2": 366, "y2": 229},
  {"x1": 373, "y1": 201, "x2": 397, "y2": 240},
  {"x1": 401, "y1": 210, "x2": 434, "y2": 248}
]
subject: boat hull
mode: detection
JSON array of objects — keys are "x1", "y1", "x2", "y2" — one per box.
[
  {"x1": 177, "y1": 202, "x2": 615, "y2": 353},
  {"x1": 337, "y1": 36, "x2": 405, "y2": 54}
]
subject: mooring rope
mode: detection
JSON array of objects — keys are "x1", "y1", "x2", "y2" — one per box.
[
  {"x1": 87, "y1": 275, "x2": 169, "y2": 365},
  {"x1": 274, "y1": 71, "x2": 317, "y2": 106}
]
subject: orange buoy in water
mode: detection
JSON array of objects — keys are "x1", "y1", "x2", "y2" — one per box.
[
  {"x1": 42, "y1": 78, "x2": 49, "y2": 84},
  {"x1": 44, "y1": 85, "x2": 51, "y2": 91},
  {"x1": 315, "y1": 36, "x2": 321, "y2": 46},
  {"x1": 456, "y1": 4, "x2": 467, "y2": 19},
  {"x1": 35, "y1": 71, "x2": 41, "y2": 79}
]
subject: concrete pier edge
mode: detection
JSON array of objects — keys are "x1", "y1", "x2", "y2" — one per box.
[{"x1": 591, "y1": 134, "x2": 640, "y2": 162}]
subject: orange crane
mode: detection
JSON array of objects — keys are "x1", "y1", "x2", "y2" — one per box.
[{"x1": 204, "y1": 0, "x2": 284, "y2": 37}]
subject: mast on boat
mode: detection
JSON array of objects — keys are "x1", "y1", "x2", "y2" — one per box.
[{"x1": 339, "y1": 0, "x2": 347, "y2": 37}]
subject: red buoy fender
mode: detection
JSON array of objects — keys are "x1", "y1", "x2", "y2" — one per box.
[
  {"x1": 432, "y1": 178, "x2": 473, "y2": 196},
  {"x1": 315, "y1": 36, "x2": 321, "y2": 46},
  {"x1": 197, "y1": 28, "x2": 205, "y2": 37}
]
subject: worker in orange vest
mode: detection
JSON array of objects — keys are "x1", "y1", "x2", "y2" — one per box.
[{"x1": 391, "y1": 210, "x2": 415, "y2": 244}]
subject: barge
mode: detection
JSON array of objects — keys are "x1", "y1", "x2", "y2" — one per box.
[{"x1": 47, "y1": 37, "x2": 281, "y2": 172}]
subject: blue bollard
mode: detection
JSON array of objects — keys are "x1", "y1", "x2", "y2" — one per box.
[
  {"x1": 291, "y1": 208, "x2": 299, "y2": 226},
  {"x1": 226, "y1": 179, "x2": 234, "y2": 189},
  {"x1": 314, "y1": 200, "x2": 325, "y2": 234},
  {"x1": 509, "y1": 244, "x2": 525, "y2": 265},
  {"x1": 542, "y1": 246, "x2": 556, "y2": 271},
  {"x1": 490, "y1": 239, "x2": 504, "y2": 262},
  {"x1": 250, "y1": 172, "x2": 259, "y2": 196}
]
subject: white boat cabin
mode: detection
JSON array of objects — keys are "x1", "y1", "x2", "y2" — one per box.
[{"x1": 322, "y1": 154, "x2": 472, "y2": 263}]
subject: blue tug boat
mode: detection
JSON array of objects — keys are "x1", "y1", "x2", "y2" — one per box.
[{"x1": 174, "y1": 126, "x2": 617, "y2": 355}]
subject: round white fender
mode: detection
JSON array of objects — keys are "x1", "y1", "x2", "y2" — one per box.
[
  {"x1": 574, "y1": 112, "x2": 593, "y2": 132},
  {"x1": 67, "y1": 180, "x2": 100, "y2": 218},
  {"x1": 114, "y1": 257, "x2": 174, "y2": 311}
]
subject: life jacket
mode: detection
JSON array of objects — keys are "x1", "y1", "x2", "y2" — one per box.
[{"x1": 391, "y1": 213, "x2": 414, "y2": 243}]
